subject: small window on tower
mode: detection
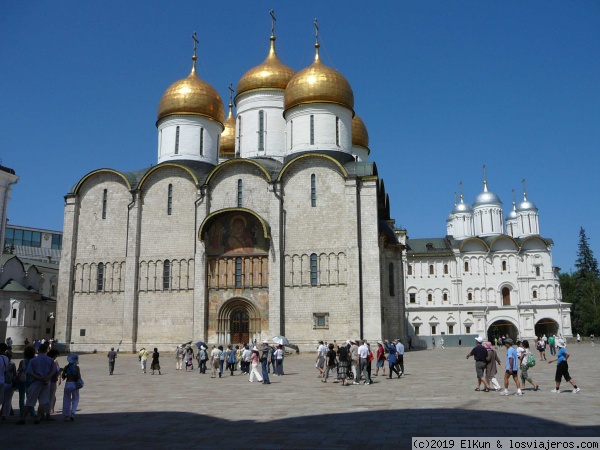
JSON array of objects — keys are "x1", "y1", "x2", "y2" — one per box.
[
  {"x1": 444, "y1": 264, "x2": 448, "y2": 275},
  {"x1": 502, "y1": 261, "x2": 507, "y2": 271},
  {"x1": 199, "y1": 128, "x2": 204, "y2": 156},
  {"x1": 429, "y1": 265, "x2": 434, "y2": 275},
  {"x1": 535, "y1": 266, "x2": 541, "y2": 277},
  {"x1": 335, "y1": 117, "x2": 340, "y2": 146},
  {"x1": 407, "y1": 265, "x2": 413, "y2": 275},
  {"x1": 237, "y1": 179, "x2": 243, "y2": 208},
  {"x1": 533, "y1": 290, "x2": 537, "y2": 299},
  {"x1": 464, "y1": 261, "x2": 469, "y2": 272},
  {"x1": 409, "y1": 293, "x2": 416, "y2": 303},
  {"x1": 167, "y1": 184, "x2": 173, "y2": 215},
  {"x1": 175, "y1": 126, "x2": 180, "y2": 154},
  {"x1": 102, "y1": 189, "x2": 107, "y2": 219},
  {"x1": 311, "y1": 174, "x2": 316, "y2": 207},
  {"x1": 310, "y1": 115, "x2": 315, "y2": 145},
  {"x1": 258, "y1": 110, "x2": 265, "y2": 150}
]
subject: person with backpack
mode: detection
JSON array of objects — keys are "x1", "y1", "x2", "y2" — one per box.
[
  {"x1": 518, "y1": 340, "x2": 539, "y2": 391},
  {"x1": 61, "y1": 354, "x2": 82, "y2": 421}
]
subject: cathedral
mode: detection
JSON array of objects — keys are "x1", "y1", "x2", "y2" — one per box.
[{"x1": 55, "y1": 25, "x2": 404, "y2": 352}]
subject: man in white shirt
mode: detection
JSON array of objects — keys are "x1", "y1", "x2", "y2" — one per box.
[
  {"x1": 357, "y1": 340, "x2": 371, "y2": 385},
  {"x1": 316, "y1": 341, "x2": 327, "y2": 377},
  {"x1": 241, "y1": 346, "x2": 252, "y2": 374},
  {"x1": 395, "y1": 340, "x2": 405, "y2": 376}
]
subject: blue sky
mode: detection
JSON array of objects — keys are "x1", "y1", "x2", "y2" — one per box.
[{"x1": 1, "y1": 1, "x2": 599, "y2": 272}]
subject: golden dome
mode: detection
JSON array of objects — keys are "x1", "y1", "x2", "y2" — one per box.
[
  {"x1": 236, "y1": 36, "x2": 296, "y2": 98},
  {"x1": 284, "y1": 43, "x2": 354, "y2": 113},
  {"x1": 352, "y1": 114, "x2": 369, "y2": 149},
  {"x1": 220, "y1": 102, "x2": 236, "y2": 157},
  {"x1": 157, "y1": 58, "x2": 224, "y2": 126}
]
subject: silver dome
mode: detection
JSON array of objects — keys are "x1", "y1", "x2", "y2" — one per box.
[
  {"x1": 516, "y1": 199, "x2": 538, "y2": 212},
  {"x1": 452, "y1": 200, "x2": 473, "y2": 214},
  {"x1": 473, "y1": 182, "x2": 502, "y2": 206},
  {"x1": 506, "y1": 204, "x2": 518, "y2": 220}
]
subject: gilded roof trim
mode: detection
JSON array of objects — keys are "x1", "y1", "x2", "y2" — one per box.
[
  {"x1": 488, "y1": 234, "x2": 520, "y2": 250},
  {"x1": 198, "y1": 207, "x2": 271, "y2": 241},
  {"x1": 277, "y1": 153, "x2": 348, "y2": 182},
  {"x1": 73, "y1": 169, "x2": 132, "y2": 195},
  {"x1": 205, "y1": 159, "x2": 272, "y2": 185},
  {"x1": 459, "y1": 237, "x2": 490, "y2": 251},
  {"x1": 520, "y1": 235, "x2": 552, "y2": 248},
  {"x1": 138, "y1": 163, "x2": 200, "y2": 189}
]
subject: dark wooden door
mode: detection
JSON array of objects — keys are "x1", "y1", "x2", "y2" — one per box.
[{"x1": 231, "y1": 308, "x2": 250, "y2": 344}]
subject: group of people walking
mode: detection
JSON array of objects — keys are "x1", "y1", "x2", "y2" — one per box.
[
  {"x1": 0, "y1": 342, "x2": 83, "y2": 424},
  {"x1": 467, "y1": 336, "x2": 581, "y2": 396}
]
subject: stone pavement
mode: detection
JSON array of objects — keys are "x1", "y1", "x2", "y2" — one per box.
[{"x1": 3, "y1": 344, "x2": 599, "y2": 449}]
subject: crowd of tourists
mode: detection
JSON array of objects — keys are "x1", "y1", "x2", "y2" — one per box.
[{"x1": 466, "y1": 335, "x2": 581, "y2": 396}]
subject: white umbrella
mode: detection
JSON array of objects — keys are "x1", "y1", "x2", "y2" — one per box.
[{"x1": 272, "y1": 336, "x2": 290, "y2": 345}]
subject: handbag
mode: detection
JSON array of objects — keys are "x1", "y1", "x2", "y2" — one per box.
[{"x1": 75, "y1": 378, "x2": 84, "y2": 390}]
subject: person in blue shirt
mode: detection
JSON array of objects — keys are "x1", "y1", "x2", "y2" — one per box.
[
  {"x1": 501, "y1": 338, "x2": 522, "y2": 396},
  {"x1": 548, "y1": 339, "x2": 580, "y2": 393},
  {"x1": 384, "y1": 340, "x2": 400, "y2": 379}
]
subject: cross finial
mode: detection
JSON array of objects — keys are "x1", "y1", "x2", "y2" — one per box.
[
  {"x1": 228, "y1": 83, "x2": 234, "y2": 106},
  {"x1": 522, "y1": 178, "x2": 527, "y2": 200},
  {"x1": 512, "y1": 188, "x2": 516, "y2": 204},
  {"x1": 314, "y1": 18, "x2": 319, "y2": 43},
  {"x1": 270, "y1": 9, "x2": 276, "y2": 36},
  {"x1": 191, "y1": 31, "x2": 199, "y2": 74},
  {"x1": 192, "y1": 31, "x2": 199, "y2": 57},
  {"x1": 454, "y1": 191, "x2": 457, "y2": 206},
  {"x1": 459, "y1": 181, "x2": 464, "y2": 201}
]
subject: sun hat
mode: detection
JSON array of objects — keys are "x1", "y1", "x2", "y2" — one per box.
[
  {"x1": 556, "y1": 339, "x2": 565, "y2": 348},
  {"x1": 475, "y1": 336, "x2": 483, "y2": 343}
]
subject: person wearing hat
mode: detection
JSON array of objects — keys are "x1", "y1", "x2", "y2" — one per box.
[
  {"x1": 501, "y1": 338, "x2": 522, "y2": 396},
  {"x1": 548, "y1": 339, "x2": 580, "y2": 393},
  {"x1": 483, "y1": 341, "x2": 502, "y2": 391},
  {"x1": 60, "y1": 353, "x2": 81, "y2": 421},
  {"x1": 107, "y1": 347, "x2": 117, "y2": 375},
  {"x1": 466, "y1": 337, "x2": 491, "y2": 392},
  {"x1": 260, "y1": 341, "x2": 271, "y2": 384}
]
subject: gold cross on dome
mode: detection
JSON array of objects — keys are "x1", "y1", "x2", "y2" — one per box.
[
  {"x1": 192, "y1": 31, "x2": 199, "y2": 57},
  {"x1": 270, "y1": 10, "x2": 276, "y2": 35}
]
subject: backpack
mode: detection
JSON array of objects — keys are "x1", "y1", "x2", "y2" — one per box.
[{"x1": 526, "y1": 353, "x2": 536, "y2": 368}]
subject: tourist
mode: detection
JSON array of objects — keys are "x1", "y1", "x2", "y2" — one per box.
[
  {"x1": 46, "y1": 349, "x2": 61, "y2": 418},
  {"x1": 384, "y1": 340, "x2": 400, "y2": 379},
  {"x1": 16, "y1": 345, "x2": 36, "y2": 419},
  {"x1": 275, "y1": 344, "x2": 284, "y2": 375},
  {"x1": 336, "y1": 342, "x2": 349, "y2": 386},
  {"x1": 241, "y1": 345, "x2": 252, "y2": 374},
  {"x1": 61, "y1": 353, "x2": 81, "y2": 422},
  {"x1": 316, "y1": 340, "x2": 327, "y2": 377},
  {"x1": 218, "y1": 345, "x2": 225, "y2": 376},
  {"x1": 235, "y1": 345, "x2": 242, "y2": 371},
  {"x1": 466, "y1": 337, "x2": 491, "y2": 392},
  {"x1": 548, "y1": 334, "x2": 556, "y2": 356},
  {"x1": 225, "y1": 345, "x2": 235, "y2": 376},
  {"x1": 139, "y1": 348, "x2": 149, "y2": 373},
  {"x1": 268, "y1": 345, "x2": 275, "y2": 373},
  {"x1": 576, "y1": 333, "x2": 581, "y2": 345},
  {"x1": 518, "y1": 340, "x2": 539, "y2": 391},
  {"x1": 151, "y1": 348, "x2": 161, "y2": 375},
  {"x1": 107, "y1": 347, "x2": 117, "y2": 375},
  {"x1": 260, "y1": 341, "x2": 271, "y2": 384},
  {"x1": 321, "y1": 343, "x2": 337, "y2": 383},
  {"x1": 248, "y1": 349, "x2": 263, "y2": 383},
  {"x1": 484, "y1": 342, "x2": 502, "y2": 391},
  {"x1": 374, "y1": 342, "x2": 386, "y2": 377},
  {"x1": 198, "y1": 346, "x2": 208, "y2": 374},
  {"x1": 175, "y1": 346, "x2": 184, "y2": 370},
  {"x1": 184, "y1": 346, "x2": 194, "y2": 371},
  {"x1": 396, "y1": 339, "x2": 405, "y2": 375},
  {"x1": 210, "y1": 345, "x2": 221, "y2": 378},
  {"x1": 6, "y1": 337, "x2": 12, "y2": 350},
  {"x1": 357, "y1": 340, "x2": 371, "y2": 385},
  {"x1": 432, "y1": 337, "x2": 436, "y2": 349},
  {"x1": 1, "y1": 348, "x2": 16, "y2": 420},
  {"x1": 440, "y1": 337, "x2": 445, "y2": 349},
  {"x1": 590, "y1": 334, "x2": 595, "y2": 347},
  {"x1": 536, "y1": 337, "x2": 547, "y2": 361},
  {"x1": 350, "y1": 340, "x2": 360, "y2": 382},
  {"x1": 17, "y1": 343, "x2": 56, "y2": 424},
  {"x1": 501, "y1": 338, "x2": 522, "y2": 396},
  {"x1": 548, "y1": 339, "x2": 580, "y2": 393}
]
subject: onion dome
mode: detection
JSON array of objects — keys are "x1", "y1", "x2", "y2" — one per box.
[
  {"x1": 352, "y1": 114, "x2": 369, "y2": 150},
  {"x1": 473, "y1": 181, "x2": 502, "y2": 206},
  {"x1": 157, "y1": 51, "x2": 224, "y2": 126},
  {"x1": 220, "y1": 98, "x2": 236, "y2": 157},
  {"x1": 284, "y1": 40, "x2": 354, "y2": 113},
  {"x1": 452, "y1": 194, "x2": 473, "y2": 214},
  {"x1": 507, "y1": 202, "x2": 518, "y2": 219},
  {"x1": 236, "y1": 35, "x2": 295, "y2": 98},
  {"x1": 516, "y1": 195, "x2": 538, "y2": 212}
]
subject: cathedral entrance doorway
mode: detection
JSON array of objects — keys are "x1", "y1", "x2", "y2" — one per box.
[
  {"x1": 534, "y1": 318, "x2": 559, "y2": 338},
  {"x1": 230, "y1": 307, "x2": 250, "y2": 344},
  {"x1": 487, "y1": 319, "x2": 518, "y2": 343}
]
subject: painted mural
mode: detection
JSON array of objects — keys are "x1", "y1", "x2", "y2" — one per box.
[{"x1": 204, "y1": 212, "x2": 269, "y2": 256}]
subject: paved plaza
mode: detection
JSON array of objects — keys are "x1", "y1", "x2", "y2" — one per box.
[{"x1": 3, "y1": 343, "x2": 599, "y2": 448}]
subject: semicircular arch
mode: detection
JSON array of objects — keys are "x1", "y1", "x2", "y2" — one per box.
[
  {"x1": 137, "y1": 163, "x2": 200, "y2": 189},
  {"x1": 205, "y1": 159, "x2": 272, "y2": 185},
  {"x1": 198, "y1": 207, "x2": 271, "y2": 241},
  {"x1": 73, "y1": 169, "x2": 132, "y2": 195},
  {"x1": 277, "y1": 153, "x2": 348, "y2": 182}
]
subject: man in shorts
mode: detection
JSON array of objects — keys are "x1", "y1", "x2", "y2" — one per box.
[
  {"x1": 466, "y1": 337, "x2": 491, "y2": 392},
  {"x1": 17, "y1": 342, "x2": 56, "y2": 424},
  {"x1": 501, "y1": 338, "x2": 522, "y2": 396}
]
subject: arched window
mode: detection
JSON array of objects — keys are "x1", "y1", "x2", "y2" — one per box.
[
  {"x1": 163, "y1": 260, "x2": 170, "y2": 290},
  {"x1": 502, "y1": 287, "x2": 511, "y2": 306},
  {"x1": 311, "y1": 174, "x2": 316, "y2": 207},
  {"x1": 102, "y1": 189, "x2": 107, "y2": 219},
  {"x1": 290, "y1": 120, "x2": 293, "y2": 149},
  {"x1": 235, "y1": 258, "x2": 242, "y2": 288},
  {"x1": 310, "y1": 253, "x2": 318, "y2": 286},
  {"x1": 533, "y1": 290, "x2": 538, "y2": 299},
  {"x1": 444, "y1": 264, "x2": 448, "y2": 275},
  {"x1": 237, "y1": 116, "x2": 242, "y2": 154},
  {"x1": 502, "y1": 260, "x2": 507, "y2": 271},
  {"x1": 310, "y1": 115, "x2": 315, "y2": 145},
  {"x1": 167, "y1": 184, "x2": 173, "y2": 215},
  {"x1": 258, "y1": 110, "x2": 265, "y2": 150},
  {"x1": 429, "y1": 265, "x2": 434, "y2": 275},
  {"x1": 335, "y1": 117, "x2": 340, "y2": 146},
  {"x1": 175, "y1": 126, "x2": 180, "y2": 154},
  {"x1": 237, "y1": 179, "x2": 243, "y2": 208},
  {"x1": 407, "y1": 265, "x2": 413, "y2": 276},
  {"x1": 97, "y1": 263, "x2": 104, "y2": 292},
  {"x1": 443, "y1": 293, "x2": 448, "y2": 301},
  {"x1": 535, "y1": 266, "x2": 541, "y2": 277},
  {"x1": 427, "y1": 293, "x2": 433, "y2": 302},
  {"x1": 464, "y1": 261, "x2": 469, "y2": 272},
  {"x1": 467, "y1": 292, "x2": 473, "y2": 301},
  {"x1": 389, "y1": 263, "x2": 395, "y2": 296},
  {"x1": 199, "y1": 128, "x2": 204, "y2": 156}
]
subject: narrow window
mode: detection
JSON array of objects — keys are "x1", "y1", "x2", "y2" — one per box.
[
  {"x1": 311, "y1": 174, "x2": 316, "y2": 207},
  {"x1": 409, "y1": 293, "x2": 416, "y2": 303},
  {"x1": 535, "y1": 266, "x2": 541, "y2": 277},
  {"x1": 415, "y1": 325, "x2": 420, "y2": 336},
  {"x1": 237, "y1": 179, "x2": 243, "y2": 208},
  {"x1": 467, "y1": 292, "x2": 473, "y2": 301},
  {"x1": 12, "y1": 309, "x2": 17, "y2": 319},
  {"x1": 167, "y1": 184, "x2": 173, "y2": 215},
  {"x1": 502, "y1": 287, "x2": 510, "y2": 306},
  {"x1": 389, "y1": 263, "x2": 395, "y2": 296},
  {"x1": 258, "y1": 110, "x2": 265, "y2": 150},
  {"x1": 431, "y1": 325, "x2": 437, "y2": 335},
  {"x1": 97, "y1": 263, "x2": 104, "y2": 291},
  {"x1": 444, "y1": 264, "x2": 448, "y2": 275},
  {"x1": 102, "y1": 189, "x2": 107, "y2": 219},
  {"x1": 335, "y1": 117, "x2": 340, "y2": 146},
  {"x1": 443, "y1": 293, "x2": 448, "y2": 301},
  {"x1": 533, "y1": 290, "x2": 538, "y2": 299},
  {"x1": 159, "y1": 130, "x2": 162, "y2": 155},
  {"x1": 464, "y1": 261, "x2": 469, "y2": 272},
  {"x1": 310, "y1": 115, "x2": 314, "y2": 145},
  {"x1": 199, "y1": 128, "x2": 204, "y2": 156},
  {"x1": 235, "y1": 257, "x2": 242, "y2": 288},
  {"x1": 466, "y1": 325, "x2": 471, "y2": 334},
  {"x1": 428, "y1": 294, "x2": 432, "y2": 302},
  {"x1": 290, "y1": 120, "x2": 293, "y2": 149},
  {"x1": 408, "y1": 265, "x2": 413, "y2": 276},
  {"x1": 502, "y1": 261, "x2": 507, "y2": 271},
  {"x1": 237, "y1": 116, "x2": 242, "y2": 154},
  {"x1": 310, "y1": 253, "x2": 318, "y2": 286},
  {"x1": 429, "y1": 265, "x2": 434, "y2": 275},
  {"x1": 163, "y1": 260, "x2": 170, "y2": 290},
  {"x1": 175, "y1": 126, "x2": 180, "y2": 154},
  {"x1": 449, "y1": 325, "x2": 454, "y2": 334}
]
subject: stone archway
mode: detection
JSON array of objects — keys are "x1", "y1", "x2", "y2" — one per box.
[
  {"x1": 534, "y1": 318, "x2": 559, "y2": 338},
  {"x1": 487, "y1": 319, "x2": 519, "y2": 342},
  {"x1": 216, "y1": 298, "x2": 261, "y2": 345}
]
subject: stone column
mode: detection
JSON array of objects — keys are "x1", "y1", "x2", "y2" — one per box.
[{"x1": 122, "y1": 191, "x2": 141, "y2": 352}]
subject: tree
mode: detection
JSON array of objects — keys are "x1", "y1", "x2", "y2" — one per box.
[{"x1": 575, "y1": 227, "x2": 599, "y2": 278}]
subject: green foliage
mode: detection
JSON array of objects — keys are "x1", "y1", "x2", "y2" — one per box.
[{"x1": 561, "y1": 228, "x2": 600, "y2": 335}]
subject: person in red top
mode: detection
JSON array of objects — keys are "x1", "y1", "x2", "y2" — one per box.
[{"x1": 374, "y1": 342, "x2": 386, "y2": 377}]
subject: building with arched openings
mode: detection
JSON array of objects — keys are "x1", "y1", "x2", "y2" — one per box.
[
  {"x1": 55, "y1": 25, "x2": 404, "y2": 352},
  {"x1": 401, "y1": 180, "x2": 571, "y2": 348}
]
